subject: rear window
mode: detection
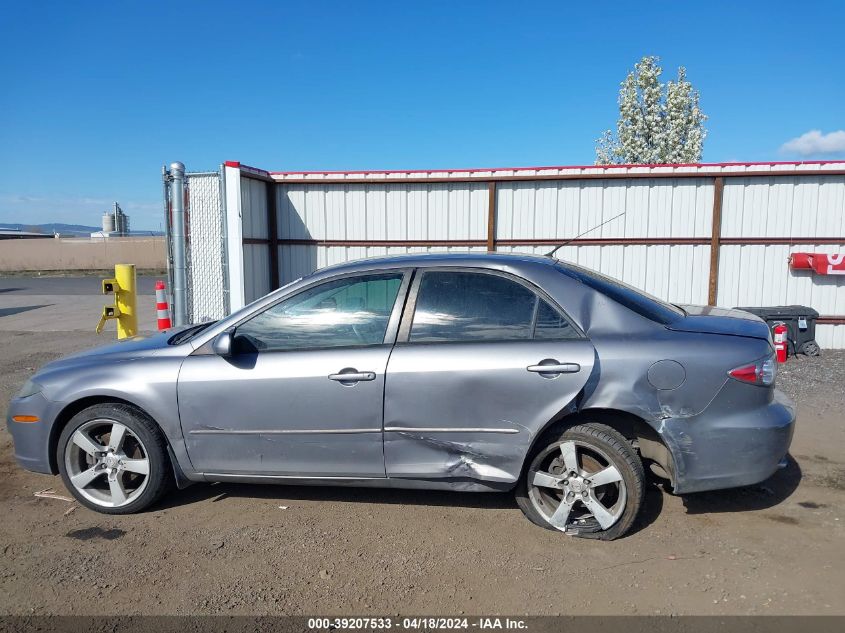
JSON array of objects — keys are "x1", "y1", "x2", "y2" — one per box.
[
  {"x1": 408, "y1": 270, "x2": 581, "y2": 343},
  {"x1": 410, "y1": 271, "x2": 536, "y2": 342},
  {"x1": 556, "y1": 263, "x2": 684, "y2": 325}
]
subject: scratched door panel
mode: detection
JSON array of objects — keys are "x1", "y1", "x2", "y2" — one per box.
[{"x1": 383, "y1": 340, "x2": 596, "y2": 485}]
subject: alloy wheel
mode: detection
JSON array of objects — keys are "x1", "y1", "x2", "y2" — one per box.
[
  {"x1": 64, "y1": 418, "x2": 151, "y2": 508},
  {"x1": 527, "y1": 439, "x2": 627, "y2": 533}
]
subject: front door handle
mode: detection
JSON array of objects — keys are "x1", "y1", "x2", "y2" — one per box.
[
  {"x1": 527, "y1": 362, "x2": 581, "y2": 374},
  {"x1": 328, "y1": 369, "x2": 376, "y2": 384}
]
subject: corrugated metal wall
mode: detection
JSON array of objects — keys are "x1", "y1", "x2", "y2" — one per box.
[
  {"x1": 494, "y1": 177, "x2": 713, "y2": 304},
  {"x1": 717, "y1": 174, "x2": 845, "y2": 348},
  {"x1": 276, "y1": 182, "x2": 489, "y2": 284},
  {"x1": 271, "y1": 163, "x2": 845, "y2": 348}
]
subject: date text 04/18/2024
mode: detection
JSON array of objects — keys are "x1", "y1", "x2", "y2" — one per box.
[{"x1": 306, "y1": 617, "x2": 527, "y2": 630}]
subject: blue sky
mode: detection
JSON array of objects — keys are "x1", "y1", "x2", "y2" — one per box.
[{"x1": 1, "y1": 1, "x2": 843, "y2": 230}]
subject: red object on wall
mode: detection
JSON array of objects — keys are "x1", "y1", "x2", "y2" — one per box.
[
  {"x1": 789, "y1": 252, "x2": 845, "y2": 275},
  {"x1": 788, "y1": 253, "x2": 813, "y2": 269},
  {"x1": 772, "y1": 322, "x2": 788, "y2": 363}
]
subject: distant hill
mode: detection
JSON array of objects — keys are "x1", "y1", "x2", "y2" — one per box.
[
  {"x1": 0, "y1": 222, "x2": 99, "y2": 235},
  {"x1": 0, "y1": 223, "x2": 163, "y2": 236}
]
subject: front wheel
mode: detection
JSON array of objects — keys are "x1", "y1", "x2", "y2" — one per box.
[
  {"x1": 516, "y1": 422, "x2": 645, "y2": 540},
  {"x1": 57, "y1": 403, "x2": 172, "y2": 514}
]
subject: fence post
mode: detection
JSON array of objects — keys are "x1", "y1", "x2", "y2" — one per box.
[
  {"x1": 266, "y1": 180, "x2": 280, "y2": 290},
  {"x1": 487, "y1": 181, "x2": 497, "y2": 251},
  {"x1": 170, "y1": 161, "x2": 189, "y2": 326},
  {"x1": 162, "y1": 165, "x2": 174, "y2": 312},
  {"x1": 708, "y1": 176, "x2": 724, "y2": 306}
]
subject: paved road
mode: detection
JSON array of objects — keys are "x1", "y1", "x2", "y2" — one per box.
[
  {"x1": 0, "y1": 275, "x2": 157, "y2": 296},
  {"x1": 0, "y1": 275, "x2": 158, "y2": 332}
]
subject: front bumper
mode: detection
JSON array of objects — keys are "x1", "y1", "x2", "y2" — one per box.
[
  {"x1": 661, "y1": 388, "x2": 796, "y2": 495},
  {"x1": 6, "y1": 392, "x2": 57, "y2": 475}
]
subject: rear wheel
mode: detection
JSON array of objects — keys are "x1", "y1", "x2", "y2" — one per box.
[
  {"x1": 57, "y1": 403, "x2": 172, "y2": 514},
  {"x1": 516, "y1": 422, "x2": 645, "y2": 540}
]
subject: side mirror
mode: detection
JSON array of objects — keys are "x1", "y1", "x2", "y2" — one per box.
[{"x1": 211, "y1": 331, "x2": 233, "y2": 357}]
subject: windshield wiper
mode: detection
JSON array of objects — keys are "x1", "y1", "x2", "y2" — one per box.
[{"x1": 168, "y1": 322, "x2": 216, "y2": 345}]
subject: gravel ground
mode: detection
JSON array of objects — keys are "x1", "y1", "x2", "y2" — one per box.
[
  {"x1": 778, "y1": 350, "x2": 845, "y2": 412},
  {"x1": 0, "y1": 332, "x2": 843, "y2": 616}
]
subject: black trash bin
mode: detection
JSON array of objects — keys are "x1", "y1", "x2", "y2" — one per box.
[{"x1": 733, "y1": 305, "x2": 821, "y2": 356}]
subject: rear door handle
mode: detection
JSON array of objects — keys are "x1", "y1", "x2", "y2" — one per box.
[
  {"x1": 328, "y1": 370, "x2": 376, "y2": 383},
  {"x1": 527, "y1": 363, "x2": 581, "y2": 374}
]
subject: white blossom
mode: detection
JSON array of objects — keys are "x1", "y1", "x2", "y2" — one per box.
[{"x1": 596, "y1": 56, "x2": 707, "y2": 165}]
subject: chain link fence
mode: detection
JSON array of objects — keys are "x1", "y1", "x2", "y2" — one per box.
[{"x1": 184, "y1": 171, "x2": 227, "y2": 322}]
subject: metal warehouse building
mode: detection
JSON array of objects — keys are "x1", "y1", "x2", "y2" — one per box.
[{"x1": 163, "y1": 160, "x2": 845, "y2": 348}]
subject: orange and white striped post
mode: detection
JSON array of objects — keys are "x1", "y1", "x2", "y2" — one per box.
[{"x1": 155, "y1": 280, "x2": 172, "y2": 330}]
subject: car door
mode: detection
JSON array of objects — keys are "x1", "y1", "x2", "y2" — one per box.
[
  {"x1": 383, "y1": 268, "x2": 596, "y2": 485},
  {"x1": 178, "y1": 270, "x2": 410, "y2": 478}
]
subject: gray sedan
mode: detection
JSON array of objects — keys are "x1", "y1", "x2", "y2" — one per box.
[{"x1": 6, "y1": 253, "x2": 795, "y2": 540}]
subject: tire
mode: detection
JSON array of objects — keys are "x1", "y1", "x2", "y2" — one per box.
[
  {"x1": 57, "y1": 403, "x2": 172, "y2": 514},
  {"x1": 516, "y1": 422, "x2": 645, "y2": 540},
  {"x1": 800, "y1": 340, "x2": 820, "y2": 357}
]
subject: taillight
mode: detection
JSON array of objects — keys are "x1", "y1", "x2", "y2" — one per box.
[{"x1": 728, "y1": 355, "x2": 777, "y2": 386}]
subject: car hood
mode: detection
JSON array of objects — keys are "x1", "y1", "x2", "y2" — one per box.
[
  {"x1": 668, "y1": 304, "x2": 772, "y2": 341},
  {"x1": 41, "y1": 328, "x2": 190, "y2": 371}
]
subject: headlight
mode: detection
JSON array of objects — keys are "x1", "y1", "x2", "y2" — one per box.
[{"x1": 16, "y1": 379, "x2": 43, "y2": 399}]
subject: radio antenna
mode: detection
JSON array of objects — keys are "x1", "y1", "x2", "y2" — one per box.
[{"x1": 544, "y1": 212, "x2": 626, "y2": 258}]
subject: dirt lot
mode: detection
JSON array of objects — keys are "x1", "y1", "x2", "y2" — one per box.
[{"x1": 0, "y1": 330, "x2": 842, "y2": 616}]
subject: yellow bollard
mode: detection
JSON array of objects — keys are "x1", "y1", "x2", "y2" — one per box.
[
  {"x1": 96, "y1": 264, "x2": 138, "y2": 339},
  {"x1": 114, "y1": 263, "x2": 138, "y2": 338}
]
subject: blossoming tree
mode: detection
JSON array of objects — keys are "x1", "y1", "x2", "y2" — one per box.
[{"x1": 596, "y1": 56, "x2": 707, "y2": 165}]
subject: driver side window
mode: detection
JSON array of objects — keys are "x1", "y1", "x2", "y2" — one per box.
[{"x1": 234, "y1": 272, "x2": 404, "y2": 352}]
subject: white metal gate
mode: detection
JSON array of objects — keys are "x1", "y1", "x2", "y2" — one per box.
[{"x1": 165, "y1": 166, "x2": 228, "y2": 323}]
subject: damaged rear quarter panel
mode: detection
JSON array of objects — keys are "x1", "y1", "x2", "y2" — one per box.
[{"x1": 580, "y1": 329, "x2": 775, "y2": 490}]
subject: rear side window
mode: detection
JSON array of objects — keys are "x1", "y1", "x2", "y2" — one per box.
[
  {"x1": 409, "y1": 271, "x2": 580, "y2": 343},
  {"x1": 556, "y1": 263, "x2": 684, "y2": 325},
  {"x1": 534, "y1": 299, "x2": 578, "y2": 339}
]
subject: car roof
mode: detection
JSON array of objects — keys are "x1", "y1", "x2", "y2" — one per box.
[{"x1": 316, "y1": 251, "x2": 561, "y2": 275}]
